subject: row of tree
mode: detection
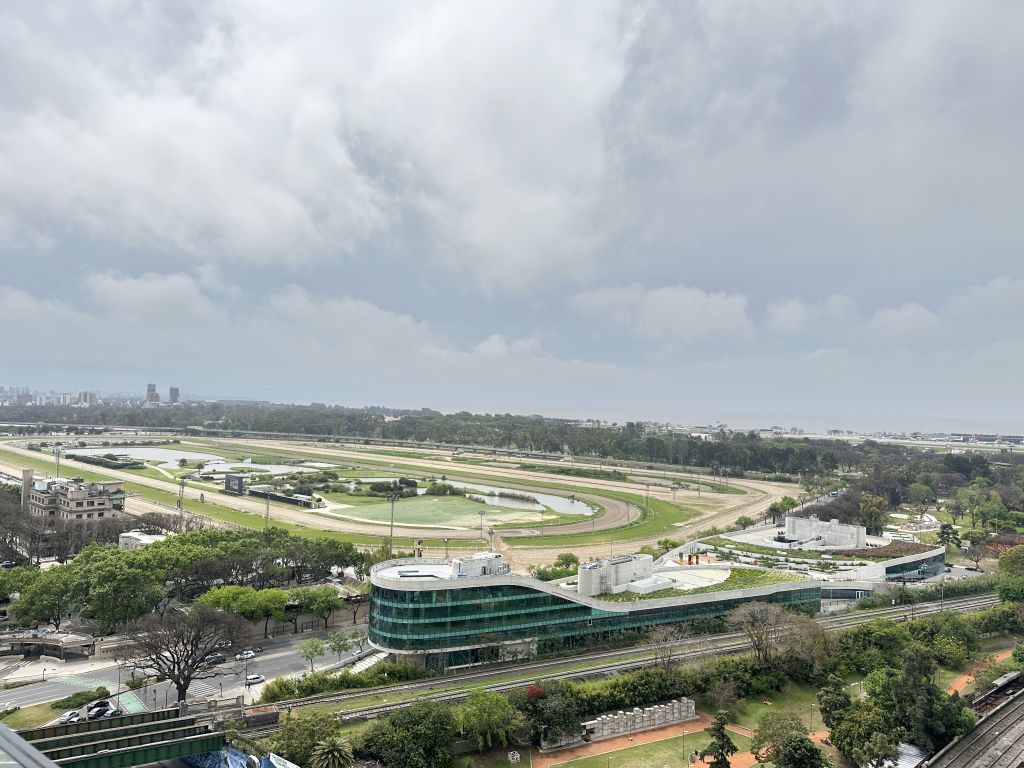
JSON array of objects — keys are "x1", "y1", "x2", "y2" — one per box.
[{"x1": 0, "y1": 402, "x2": 934, "y2": 473}]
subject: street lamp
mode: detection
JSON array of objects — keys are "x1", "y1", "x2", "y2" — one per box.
[
  {"x1": 478, "y1": 510, "x2": 485, "y2": 542},
  {"x1": 386, "y1": 492, "x2": 401, "y2": 546},
  {"x1": 443, "y1": 538, "x2": 450, "y2": 559}
]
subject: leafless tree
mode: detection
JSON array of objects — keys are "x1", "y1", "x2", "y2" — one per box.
[
  {"x1": 726, "y1": 602, "x2": 792, "y2": 666},
  {"x1": 648, "y1": 624, "x2": 687, "y2": 670},
  {"x1": 118, "y1": 605, "x2": 252, "y2": 703}
]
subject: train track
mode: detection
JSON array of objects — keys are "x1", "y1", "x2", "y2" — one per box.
[
  {"x1": 931, "y1": 688, "x2": 1024, "y2": 768},
  {"x1": 235, "y1": 594, "x2": 999, "y2": 738}
]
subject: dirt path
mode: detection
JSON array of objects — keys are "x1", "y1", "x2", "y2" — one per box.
[{"x1": 946, "y1": 648, "x2": 1015, "y2": 695}]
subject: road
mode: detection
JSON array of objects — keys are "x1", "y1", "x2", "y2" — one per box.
[{"x1": 0, "y1": 625, "x2": 366, "y2": 721}]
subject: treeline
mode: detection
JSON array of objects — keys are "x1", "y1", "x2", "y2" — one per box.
[
  {"x1": 0, "y1": 402, "x2": 930, "y2": 473},
  {"x1": 797, "y1": 450, "x2": 1024, "y2": 531},
  {"x1": 0, "y1": 527, "x2": 374, "y2": 635}
]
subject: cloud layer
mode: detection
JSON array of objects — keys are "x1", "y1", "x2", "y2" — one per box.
[{"x1": 1, "y1": 2, "x2": 1022, "y2": 431}]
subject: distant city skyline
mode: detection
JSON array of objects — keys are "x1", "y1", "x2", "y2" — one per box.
[{"x1": 1, "y1": 4, "x2": 1021, "y2": 435}]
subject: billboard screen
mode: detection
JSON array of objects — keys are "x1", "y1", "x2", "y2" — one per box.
[{"x1": 225, "y1": 474, "x2": 245, "y2": 494}]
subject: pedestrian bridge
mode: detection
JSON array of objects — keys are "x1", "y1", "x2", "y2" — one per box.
[{"x1": 17, "y1": 707, "x2": 225, "y2": 768}]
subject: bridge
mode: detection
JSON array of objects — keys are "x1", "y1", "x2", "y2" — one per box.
[{"x1": 16, "y1": 708, "x2": 224, "y2": 768}]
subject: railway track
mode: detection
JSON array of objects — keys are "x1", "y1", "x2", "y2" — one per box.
[
  {"x1": 235, "y1": 593, "x2": 999, "y2": 738},
  {"x1": 931, "y1": 688, "x2": 1024, "y2": 768}
]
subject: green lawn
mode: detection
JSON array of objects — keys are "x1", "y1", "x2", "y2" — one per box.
[
  {"x1": 551, "y1": 731, "x2": 752, "y2": 767},
  {"x1": 727, "y1": 683, "x2": 824, "y2": 732},
  {"x1": 317, "y1": 495, "x2": 583, "y2": 530},
  {"x1": 1, "y1": 702, "x2": 59, "y2": 730}
]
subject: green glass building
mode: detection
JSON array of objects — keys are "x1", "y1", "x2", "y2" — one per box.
[{"x1": 369, "y1": 556, "x2": 821, "y2": 669}]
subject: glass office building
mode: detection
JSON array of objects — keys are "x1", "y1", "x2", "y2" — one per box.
[{"x1": 369, "y1": 557, "x2": 821, "y2": 669}]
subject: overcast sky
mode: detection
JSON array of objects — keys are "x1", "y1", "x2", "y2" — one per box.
[{"x1": 2, "y1": 2, "x2": 1022, "y2": 433}]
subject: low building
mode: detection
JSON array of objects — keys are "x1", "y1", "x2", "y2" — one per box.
[
  {"x1": 118, "y1": 530, "x2": 169, "y2": 551},
  {"x1": 369, "y1": 553, "x2": 819, "y2": 671}
]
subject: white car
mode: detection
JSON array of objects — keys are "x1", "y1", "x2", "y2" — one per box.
[
  {"x1": 235, "y1": 650, "x2": 256, "y2": 661},
  {"x1": 245, "y1": 674, "x2": 265, "y2": 685},
  {"x1": 58, "y1": 711, "x2": 81, "y2": 724}
]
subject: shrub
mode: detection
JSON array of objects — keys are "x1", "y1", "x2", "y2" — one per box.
[{"x1": 51, "y1": 687, "x2": 110, "y2": 710}]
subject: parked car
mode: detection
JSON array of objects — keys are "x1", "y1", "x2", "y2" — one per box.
[
  {"x1": 215, "y1": 639, "x2": 232, "y2": 649},
  {"x1": 234, "y1": 650, "x2": 256, "y2": 661},
  {"x1": 58, "y1": 711, "x2": 81, "y2": 724},
  {"x1": 203, "y1": 653, "x2": 227, "y2": 665},
  {"x1": 244, "y1": 674, "x2": 265, "y2": 686},
  {"x1": 87, "y1": 707, "x2": 111, "y2": 720},
  {"x1": 86, "y1": 700, "x2": 111, "y2": 712},
  {"x1": 102, "y1": 709, "x2": 125, "y2": 718}
]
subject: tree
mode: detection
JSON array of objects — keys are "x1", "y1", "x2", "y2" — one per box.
[
  {"x1": 735, "y1": 516, "x2": 756, "y2": 530},
  {"x1": 829, "y1": 701, "x2": 893, "y2": 762},
  {"x1": 119, "y1": 605, "x2": 250, "y2": 702},
  {"x1": 817, "y1": 674, "x2": 852, "y2": 730},
  {"x1": 344, "y1": 583, "x2": 370, "y2": 624},
  {"x1": 298, "y1": 638, "x2": 325, "y2": 673},
  {"x1": 859, "y1": 494, "x2": 890, "y2": 536},
  {"x1": 700, "y1": 711, "x2": 738, "y2": 768},
  {"x1": 310, "y1": 735, "x2": 354, "y2": 768},
  {"x1": 852, "y1": 731, "x2": 899, "y2": 768},
  {"x1": 937, "y1": 524, "x2": 961, "y2": 553},
  {"x1": 12, "y1": 567, "x2": 76, "y2": 631},
  {"x1": 554, "y1": 552, "x2": 579, "y2": 568},
  {"x1": 999, "y1": 545, "x2": 1024, "y2": 576},
  {"x1": 962, "y1": 529, "x2": 987, "y2": 546},
  {"x1": 775, "y1": 733, "x2": 832, "y2": 768},
  {"x1": 751, "y1": 711, "x2": 807, "y2": 764},
  {"x1": 246, "y1": 588, "x2": 290, "y2": 638},
  {"x1": 966, "y1": 544, "x2": 988, "y2": 570},
  {"x1": 327, "y1": 631, "x2": 352, "y2": 659},
  {"x1": 362, "y1": 702, "x2": 457, "y2": 768},
  {"x1": 460, "y1": 689, "x2": 516, "y2": 751},
  {"x1": 727, "y1": 602, "x2": 791, "y2": 666},
  {"x1": 272, "y1": 711, "x2": 343, "y2": 766}
]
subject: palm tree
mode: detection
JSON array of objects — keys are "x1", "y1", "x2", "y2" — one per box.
[{"x1": 309, "y1": 736, "x2": 354, "y2": 768}]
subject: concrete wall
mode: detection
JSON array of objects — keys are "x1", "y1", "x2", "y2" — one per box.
[
  {"x1": 578, "y1": 554, "x2": 654, "y2": 597},
  {"x1": 785, "y1": 515, "x2": 866, "y2": 548}
]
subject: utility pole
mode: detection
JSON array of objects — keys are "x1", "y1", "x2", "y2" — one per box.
[
  {"x1": 443, "y1": 538, "x2": 450, "y2": 559},
  {"x1": 387, "y1": 492, "x2": 400, "y2": 547},
  {"x1": 264, "y1": 491, "x2": 270, "y2": 529},
  {"x1": 478, "y1": 510, "x2": 485, "y2": 542},
  {"x1": 54, "y1": 447, "x2": 61, "y2": 479},
  {"x1": 177, "y1": 478, "x2": 186, "y2": 513}
]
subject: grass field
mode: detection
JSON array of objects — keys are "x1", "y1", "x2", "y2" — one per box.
[
  {"x1": 320, "y1": 495, "x2": 580, "y2": 530},
  {"x1": 0, "y1": 701, "x2": 59, "y2": 730},
  {"x1": 551, "y1": 731, "x2": 752, "y2": 767}
]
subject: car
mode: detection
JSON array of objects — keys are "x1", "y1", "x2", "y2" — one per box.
[
  {"x1": 86, "y1": 700, "x2": 111, "y2": 712},
  {"x1": 215, "y1": 640, "x2": 232, "y2": 649},
  {"x1": 244, "y1": 674, "x2": 265, "y2": 686},
  {"x1": 58, "y1": 711, "x2": 81, "y2": 724},
  {"x1": 204, "y1": 653, "x2": 227, "y2": 665},
  {"x1": 87, "y1": 707, "x2": 111, "y2": 720},
  {"x1": 234, "y1": 650, "x2": 256, "y2": 661},
  {"x1": 102, "y1": 709, "x2": 125, "y2": 718}
]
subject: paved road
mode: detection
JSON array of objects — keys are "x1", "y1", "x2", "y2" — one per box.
[{"x1": 0, "y1": 626, "x2": 365, "y2": 720}]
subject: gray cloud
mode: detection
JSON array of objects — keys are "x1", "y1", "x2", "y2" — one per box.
[{"x1": 1, "y1": 2, "x2": 1022, "y2": 430}]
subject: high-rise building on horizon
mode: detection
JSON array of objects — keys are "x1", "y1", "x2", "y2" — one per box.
[
  {"x1": 146, "y1": 383, "x2": 159, "y2": 403},
  {"x1": 169, "y1": 386, "x2": 180, "y2": 404}
]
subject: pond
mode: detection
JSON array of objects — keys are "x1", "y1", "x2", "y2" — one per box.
[{"x1": 443, "y1": 480, "x2": 593, "y2": 516}]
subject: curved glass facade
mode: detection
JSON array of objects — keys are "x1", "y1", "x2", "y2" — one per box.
[{"x1": 369, "y1": 579, "x2": 821, "y2": 661}]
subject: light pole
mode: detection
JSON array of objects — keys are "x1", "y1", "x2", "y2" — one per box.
[
  {"x1": 387, "y1": 492, "x2": 401, "y2": 546},
  {"x1": 443, "y1": 538, "x2": 450, "y2": 559},
  {"x1": 478, "y1": 510, "x2": 485, "y2": 542}
]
